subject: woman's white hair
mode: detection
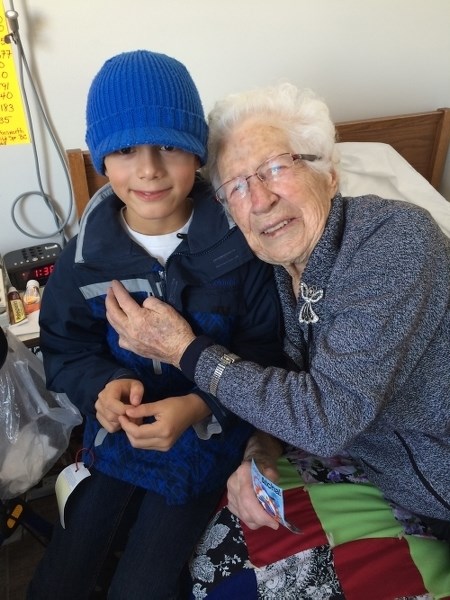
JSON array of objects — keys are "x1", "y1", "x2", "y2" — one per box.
[{"x1": 204, "y1": 82, "x2": 339, "y2": 195}]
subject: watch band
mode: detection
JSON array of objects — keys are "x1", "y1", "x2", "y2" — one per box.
[{"x1": 209, "y1": 352, "x2": 241, "y2": 396}]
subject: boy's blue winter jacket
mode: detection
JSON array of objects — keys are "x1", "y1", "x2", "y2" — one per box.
[{"x1": 39, "y1": 177, "x2": 283, "y2": 504}]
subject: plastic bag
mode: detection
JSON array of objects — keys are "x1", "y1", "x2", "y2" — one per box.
[{"x1": 0, "y1": 327, "x2": 82, "y2": 500}]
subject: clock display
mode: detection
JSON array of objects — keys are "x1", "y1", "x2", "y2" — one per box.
[
  {"x1": 16, "y1": 263, "x2": 55, "y2": 285},
  {"x1": 4, "y1": 243, "x2": 61, "y2": 290}
]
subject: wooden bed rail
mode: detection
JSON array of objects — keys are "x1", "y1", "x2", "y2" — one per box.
[{"x1": 67, "y1": 107, "x2": 450, "y2": 219}]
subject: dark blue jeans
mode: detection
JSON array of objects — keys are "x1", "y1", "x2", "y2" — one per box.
[{"x1": 26, "y1": 468, "x2": 223, "y2": 599}]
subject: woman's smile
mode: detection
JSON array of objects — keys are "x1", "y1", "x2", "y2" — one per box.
[{"x1": 261, "y1": 218, "x2": 295, "y2": 236}]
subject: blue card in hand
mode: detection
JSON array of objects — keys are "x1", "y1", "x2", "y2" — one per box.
[{"x1": 251, "y1": 459, "x2": 301, "y2": 534}]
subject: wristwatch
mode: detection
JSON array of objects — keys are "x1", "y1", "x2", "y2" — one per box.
[{"x1": 209, "y1": 352, "x2": 241, "y2": 396}]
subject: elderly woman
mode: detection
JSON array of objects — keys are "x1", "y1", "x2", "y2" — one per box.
[{"x1": 106, "y1": 83, "x2": 450, "y2": 544}]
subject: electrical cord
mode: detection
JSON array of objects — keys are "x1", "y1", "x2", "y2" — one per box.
[{"x1": 4, "y1": 3, "x2": 74, "y2": 247}]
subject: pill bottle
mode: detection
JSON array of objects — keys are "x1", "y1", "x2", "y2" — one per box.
[
  {"x1": 7, "y1": 286, "x2": 27, "y2": 325},
  {"x1": 23, "y1": 279, "x2": 41, "y2": 314}
]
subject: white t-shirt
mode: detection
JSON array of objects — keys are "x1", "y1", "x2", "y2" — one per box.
[{"x1": 120, "y1": 208, "x2": 193, "y2": 265}]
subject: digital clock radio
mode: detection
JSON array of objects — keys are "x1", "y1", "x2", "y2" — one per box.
[{"x1": 4, "y1": 243, "x2": 62, "y2": 290}]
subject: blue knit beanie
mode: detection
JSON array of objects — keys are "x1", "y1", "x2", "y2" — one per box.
[{"x1": 86, "y1": 50, "x2": 208, "y2": 174}]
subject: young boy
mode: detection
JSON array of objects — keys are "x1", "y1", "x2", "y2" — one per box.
[{"x1": 27, "y1": 50, "x2": 282, "y2": 599}]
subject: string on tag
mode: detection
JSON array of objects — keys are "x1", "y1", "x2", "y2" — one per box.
[{"x1": 75, "y1": 447, "x2": 95, "y2": 472}]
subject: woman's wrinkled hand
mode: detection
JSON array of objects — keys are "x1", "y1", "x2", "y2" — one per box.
[
  {"x1": 105, "y1": 280, "x2": 196, "y2": 366},
  {"x1": 227, "y1": 460, "x2": 280, "y2": 530}
]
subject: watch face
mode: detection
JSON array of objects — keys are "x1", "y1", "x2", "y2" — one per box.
[{"x1": 224, "y1": 353, "x2": 240, "y2": 364}]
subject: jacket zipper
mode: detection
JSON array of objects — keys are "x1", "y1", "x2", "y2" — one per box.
[
  {"x1": 148, "y1": 268, "x2": 166, "y2": 375},
  {"x1": 156, "y1": 268, "x2": 166, "y2": 299},
  {"x1": 394, "y1": 430, "x2": 450, "y2": 510}
]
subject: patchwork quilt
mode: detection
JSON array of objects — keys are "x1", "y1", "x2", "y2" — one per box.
[{"x1": 189, "y1": 449, "x2": 450, "y2": 599}]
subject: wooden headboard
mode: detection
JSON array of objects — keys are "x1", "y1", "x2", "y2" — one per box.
[
  {"x1": 335, "y1": 108, "x2": 450, "y2": 189},
  {"x1": 67, "y1": 107, "x2": 450, "y2": 219},
  {"x1": 66, "y1": 149, "x2": 109, "y2": 219}
]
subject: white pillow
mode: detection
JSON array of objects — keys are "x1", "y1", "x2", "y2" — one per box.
[{"x1": 337, "y1": 142, "x2": 450, "y2": 238}]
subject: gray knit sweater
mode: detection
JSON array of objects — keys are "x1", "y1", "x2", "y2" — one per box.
[{"x1": 195, "y1": 193, "x2": 450, "y2": 521}]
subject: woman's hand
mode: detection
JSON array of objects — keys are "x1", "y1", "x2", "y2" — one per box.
[
  {"x1": 105, "y1": 280, "x2": 196, "y2": 366},
  {"x1": 119, "y1": 393, "x2": 211, "y2": 451},
  {"x1": 227, "y1": 431, "x2": 283, "y2": 530},
  {"x1": 227, "y1": 461, "x2": 280, "y2": 530}
]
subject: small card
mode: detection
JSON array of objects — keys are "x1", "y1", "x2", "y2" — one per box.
[
  {"x1": 251, "y1": 459, "x2": 301, "y2": 534},
  {"x1": 55, "y1": 463, "x2": 91, "y2": 528}
]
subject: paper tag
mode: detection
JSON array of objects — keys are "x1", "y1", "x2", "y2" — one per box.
[
  {"x1": 55, "y1": 463, "x2": 91, "y2": 528},
  {"x1": 251, "y1": 459, "x2": 301, "y2": 534}
]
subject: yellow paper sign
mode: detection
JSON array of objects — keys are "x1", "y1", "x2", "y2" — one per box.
[{"x1": 0, "y1": 3, "x2": 30, "y2": 145}]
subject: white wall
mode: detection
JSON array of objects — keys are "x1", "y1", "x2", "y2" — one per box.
[{"x1": 1, "y1": 0, "x2": 450, "y2": 255}]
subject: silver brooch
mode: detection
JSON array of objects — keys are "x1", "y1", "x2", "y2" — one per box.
[{"x1": 299, "y1": 283, "x2": 323, "y2": 324}]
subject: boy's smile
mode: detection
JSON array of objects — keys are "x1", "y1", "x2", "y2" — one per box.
[{"x1": 105, "y1": 144, "x2": 199, "y2": 235}]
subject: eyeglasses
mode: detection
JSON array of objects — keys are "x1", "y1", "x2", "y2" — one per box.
[{"x1": 215, "y1": 152, "x2": 320, "y2": 205}]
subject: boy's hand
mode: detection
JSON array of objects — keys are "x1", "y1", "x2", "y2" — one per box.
[
  {"x1": 95, "y1": 378, "x2": 144, "y2": 432},
  {"x1": 119, "y1": 393, "x2": 211, "y2": 451}
]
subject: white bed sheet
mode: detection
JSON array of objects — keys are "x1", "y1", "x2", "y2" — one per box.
[{"x1": 338, "y1": 141, "x2": 450, "y2": 237}]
